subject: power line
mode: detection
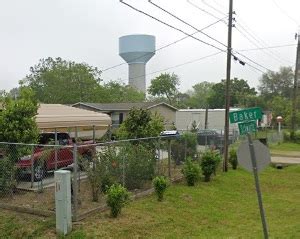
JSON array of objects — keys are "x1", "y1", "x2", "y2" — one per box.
[
  {"x1": 122, "y1": 51, "x2": 224, "y2": 82},
  {"x1": 186, "y1": 0, "x2": 227, "y2": 23},
  {"x1": 120, "y1": 0, "x2": 226, "y2": 52},
  {"x1": 271, "y1": 0, "x2": 299, "y2": 27},
  {"x1": 234, "y1": 15, "x2": 294, "y2": 64},
  {"x1": 201, "y1": 0, "x2": 227, "y2": 17},
  {"x1": 211, "y1": 0, "x2": 225, "y2": 10},
  {"x1": 149, "y1": 0, "x2": 227, "y2": 48},
  {"x1": 148, "y1": 51, "x2": 223, "y2": 75},
  {"x1": 191, "y1": 0, "x2": 293, "y2": 64},
  {"x1": 235, "y1": 25, "x2": 288, "y2": 65},
  {"x1": 121, "y1": 0, "x2": 270, "y2": 74},
  {"x1": 235, "y1": 23, "x2": 292, "y2": 64},
  {"x1": 186, "y1": 0, "x2": 276, "y2": 72},
  {"x1": 233, "y1": 51, "x2": 272, "y2": 72},
  {"x1": 150, "y1": 0, "x2": 271, "y2": 73},
  {"x1": 102, "y1": 17, "x2": 225, "y2": 72},
  {"x1": 237, "y1": 43, "x2": 297, "y2": 52}
]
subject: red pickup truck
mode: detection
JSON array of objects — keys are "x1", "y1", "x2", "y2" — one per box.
[{"x1": 17, "y1": 132, "x2": 95, "y2": 181}]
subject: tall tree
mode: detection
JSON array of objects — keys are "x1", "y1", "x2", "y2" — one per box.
[
  {"x1": 22, "y1": 57, "x2": 102, "y2": 104},
  {"x1": 207, "y1": 78, "x2": 256, "y2": 108},
  {"x1": 258, "y1": 66, "x2": 294, "y2": 99},
  {"x1": 148, "y1": 73, "x2": 179, "y2": 104},
  {"x1": 185, "y1": 81, "x2": 214, "y2": 108}
]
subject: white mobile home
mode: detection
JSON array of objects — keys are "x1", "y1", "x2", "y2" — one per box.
[{"x1": 176, "y1": 109, "x2": 239, "y2": 131}]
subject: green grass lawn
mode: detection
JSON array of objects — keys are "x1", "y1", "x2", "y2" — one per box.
[
  {"x1": 269, "y1": 142, "x2": 300, "y2": 152},
  {"x1": 1, "y1": 166, "x2": 300, "y2": 238}
]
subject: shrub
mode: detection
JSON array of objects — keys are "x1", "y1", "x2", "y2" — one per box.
[
  {"x1": 171, "y1": 132, "x2": 197, "y2": 165},
  {"x1": 182, "y1": 157, "x2": 200, "y2": 186},
  {"x1": 152, "y1": 176, "x2": 168, "y2": 201},
  {"x1": 200, "y1": 150, "x2": 222, "y2": 182},
  {"x1": 229, "y1": 148, "x2": 238, "y2": 170},
  {"x1": 0, "y1": 158, "x2": 16, "y2": 195},
  {"x1": 283, "y1": 130, "x2": 290, "y2": 142},
  {"x1": 294, "y1": 130, "x2": 300, "y2": 143},
  {"x1": 106, "y1": 184, "x2": 130, "y2": 218},
  {"x1": 81, "y1": 146, "x2": 120, "y2": 202},
  {"x1": 120, "y1": 143, "x2": 156, "y2": 190},
  {"x1": 101, "y1": 175, "x2": 114, "y2": 194}
]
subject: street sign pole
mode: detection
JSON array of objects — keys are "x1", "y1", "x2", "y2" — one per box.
[{"x1": 247, "y1": 133, "x2": 269, "y2": 239}]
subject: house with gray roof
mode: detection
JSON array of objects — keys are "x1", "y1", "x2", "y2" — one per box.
[{"x1": 72, "y1": 102, "x2": 177, "y2": 129}]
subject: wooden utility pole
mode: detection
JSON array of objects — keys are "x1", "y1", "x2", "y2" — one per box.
[
  {"x1": 223, "y1": 0, "x2": 234, "y2": 172},
  {"x1": 291, "y1": 32, "x2": 300, "y2": 140}
]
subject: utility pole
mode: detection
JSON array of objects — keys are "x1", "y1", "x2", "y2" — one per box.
[
  {"x1": 223, "y1": 0, "x2": 234, "y2": 172},
  {"x1": 291, "y1": 32, "x2": 300, "y2": 140}
]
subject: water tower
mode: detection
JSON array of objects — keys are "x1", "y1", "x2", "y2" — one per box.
[{"x1": 119, "y1": 34, "x2": 156, "y2": 93}]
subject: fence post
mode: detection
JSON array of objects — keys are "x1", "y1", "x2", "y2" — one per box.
[
  {"x1": 54, "y1": 129, "x2": 58, "y2": 170},
  {"x1": 30, "y1": 146, "x2": 35, "y2": 188},
  {"x1": 122, "y1": 143, "x2": 125, "y2": 187},
  {"x1": 157, "y1": 138, "x2": 161, "y2": 175},
  {"x1": 184, "y1": 137, "x2": 187, "y2": 161},
  {"x1": 72, "y1": 144, "x2": 78, "y2": 222},
  {"x1": 168, "y1": 139, "x2": 171, "y2": 178},
  {"x1": 92, "y1": 125, "x2": 96, "y2": 143}
]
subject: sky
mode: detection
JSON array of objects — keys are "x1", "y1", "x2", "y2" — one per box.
[{"x1": 0, "y1": 0, "x2": 299, "y2": 93}]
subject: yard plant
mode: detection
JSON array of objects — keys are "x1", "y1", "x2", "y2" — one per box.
[
  {"x1": 200, "y1": 150, "x2": 221, "y2": 182},
  {"x1": 229, "y1": 148, "x2": 238, "y2": 170},
  {"x1": 152, "y1": 176, "x2": 168, "y2": 201},
  {"x1": 106, "y1": 184, "x2": 130, "y2": 218},
  {"x1": 182, "y1": 157, "x2": 200, "y2": 186}
]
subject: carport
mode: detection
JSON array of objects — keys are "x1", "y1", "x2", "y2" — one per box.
[{"x1": 36, "y1": 104, "x2": 112, "y2": 140}]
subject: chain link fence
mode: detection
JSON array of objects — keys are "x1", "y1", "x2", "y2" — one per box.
[
  {"x1": 0, "y1": 134, "x2": 199, "y2": 220},
  {"x1": 0, "y1": 129, "x2": 240, "y2": 221},
  {"x1": 72, "y1": 135, "x2": 193, "y2": 220},
  {"x1": 0, "y1": 142, "x2": 69, "y2": 217}
]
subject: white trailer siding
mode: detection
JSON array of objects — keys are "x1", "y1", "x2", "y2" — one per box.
[{"x1": 176, "y1": 109, "x2": 239, "y2": 131}]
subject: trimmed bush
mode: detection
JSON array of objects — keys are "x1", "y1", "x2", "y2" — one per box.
[
  {"x1": 182, "y1": 157, "x2": 200, "y2": 186},
  {"x1": 152, "y1": 176, "x2": 168, "y2": 201},
  {"x1": 106, "y1": 184, "x2": 130, "y2": 218},
  {"x1": 201, "y1": 150, "x2": 221, "y2": 182},
  {"x1": 229, "y1": 148, "x2": 238, "y2": 170}
]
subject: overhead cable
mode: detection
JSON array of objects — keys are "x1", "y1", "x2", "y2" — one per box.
[
  {"x1": 149, "y1": 0, "x2": 227, "y2": 48},
  {"x1": 102, "y1": 17, "x2": 225, "y2": 72},
  {"x1": 120, "y1": 0, "x2": 226, "y2": 53}
]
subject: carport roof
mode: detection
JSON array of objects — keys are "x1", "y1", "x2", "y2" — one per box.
[{"x1": 36, "y1": 104, "x2": 111, "y2": 129}]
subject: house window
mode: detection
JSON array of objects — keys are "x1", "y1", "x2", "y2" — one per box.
[{"x1": 119, "y1": 113, "x2": 124, "y2": 124}]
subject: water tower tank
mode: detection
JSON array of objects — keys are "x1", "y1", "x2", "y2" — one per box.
[{"x1": 119, "y1": 34, "x2": 156, "y2": 93}]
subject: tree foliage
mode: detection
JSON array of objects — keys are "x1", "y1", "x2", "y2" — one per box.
[
  {"x1": 96, "y1": 81, "x2": 144, "y2": 103},
  {"x1": 258, "y1": 66, "x2": 294, "y2": 99},
  {"x1": 207, "y1": 78, "x2": 256, "y2": 108},
  {"x1": 0, "y1": 88, "x2": 39, "y2": 143},
  {"x1": 117, "y1": 108, "x2": 164, "y2": 139},
  {"x1": 23, "y1": 57, "x2": 102, "y2": 104},
  {"x1": 185, "y1": 81, "x2": 214, "y2": 108},
  {"x1": 22, "y1": 57, "x2": 144, "y2": 104},
  {"x1": 148, "y1": 73, "x2": 179, "y2": 104}
]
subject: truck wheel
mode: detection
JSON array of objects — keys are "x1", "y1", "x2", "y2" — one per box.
[{"x1": 33, "y1": 163, "x2": 45, "y2": 181}]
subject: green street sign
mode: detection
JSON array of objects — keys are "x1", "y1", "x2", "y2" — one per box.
[
  {"x1": 229, "y1": 107, "x2": 262, "y2": 124},
  {"x1": 238, "y1": 120, "x2": 257, "y2": 135}
]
